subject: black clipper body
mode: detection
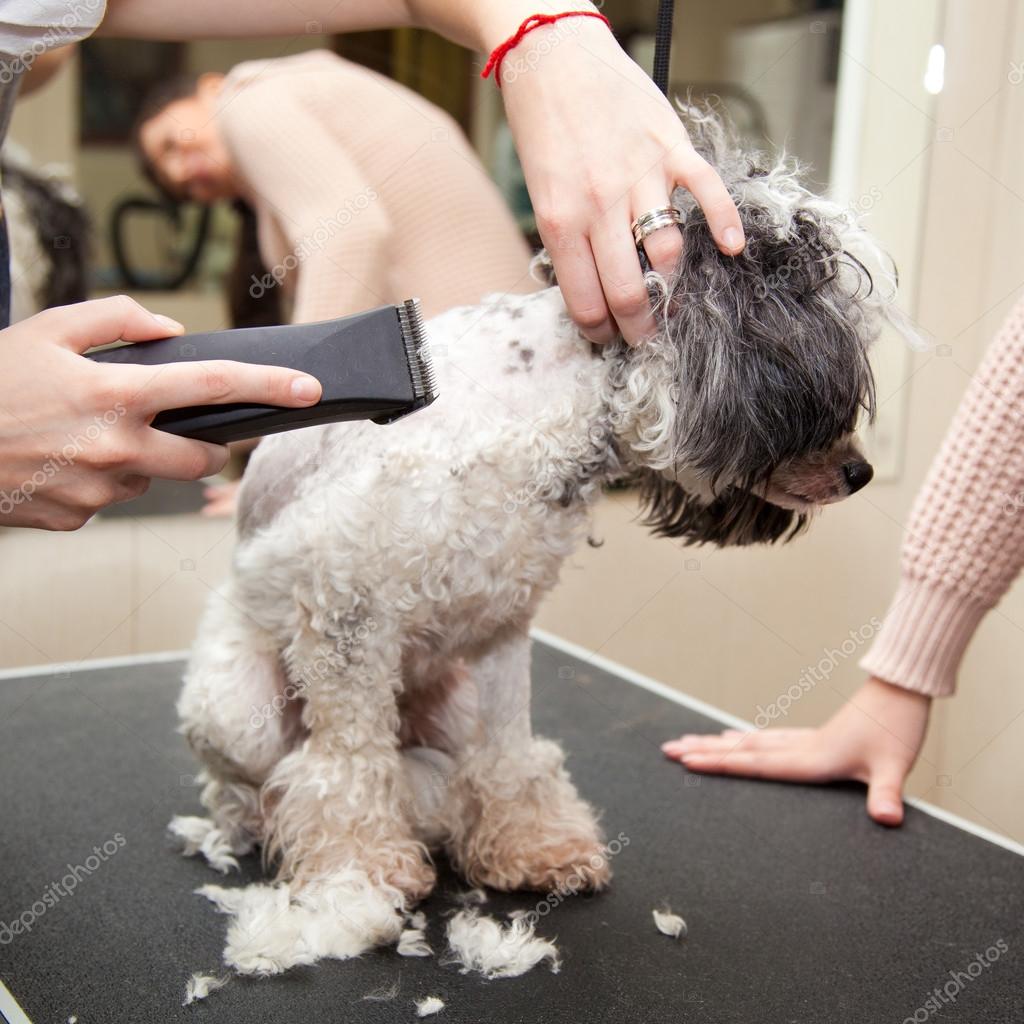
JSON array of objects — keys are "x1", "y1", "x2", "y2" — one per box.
[{"x1": 87, "y1": 299, "x2": 437, "y2": 444}]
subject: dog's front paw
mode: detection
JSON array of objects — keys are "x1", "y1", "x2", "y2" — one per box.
[
  {"x1": 449, "y1": 738, "x2": 610, "y2": 893},
  {"x1": 464, "y1": 829, "x2": 611, "y2": 893},
  {"x1": 264, "y1": 746, "x2": 437, "y2": 906},
  {"x1": 378, "y1": 844, "x2": 438, "y2": 904},
  {"x1": 284, "y1": 836, "x2": 437, "y2": 906}
]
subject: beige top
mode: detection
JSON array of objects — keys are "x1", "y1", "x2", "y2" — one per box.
[
  {"x1": 216, "y1": 50, "x2": 534, "y2": 323},
  {"x1": 861, "y1": 297, "x2": 1024, "y2": 696}
]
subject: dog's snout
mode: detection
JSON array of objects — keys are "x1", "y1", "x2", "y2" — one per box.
[{"x1": 842, "y1": 461, "x2": 874, "y2": 495}]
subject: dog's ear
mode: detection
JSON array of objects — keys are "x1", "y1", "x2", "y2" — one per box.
[
  {"x1": 650, "y1": 202, "x2": 878, "y2": 487},
  {"x1": 638, "y1": 470, "x2": 807, "y2": 547}
]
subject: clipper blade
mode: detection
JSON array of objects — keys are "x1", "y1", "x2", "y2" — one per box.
[{"x1": 397, "y1": 298, "x2": 438, "y2": 406}]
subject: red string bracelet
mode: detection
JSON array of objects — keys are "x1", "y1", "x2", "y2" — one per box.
[{"x1": 481, "y1": 11, "x2": 612, "y2": 86}]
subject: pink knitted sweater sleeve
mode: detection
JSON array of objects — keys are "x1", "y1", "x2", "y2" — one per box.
[{"x1": 860, "y1": 297, "x2": 1024, "y2": 697}]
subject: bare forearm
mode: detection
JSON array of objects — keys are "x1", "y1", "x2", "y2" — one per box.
[
  {"x1": 98, "y1": 0, "x2": 595, "y2": 49},
  {"x1": 18, "y1": 45, "x2": 75, "y2": 95},
  {"x1": 403, "y1": 0, "x2": 600, "y2": 51},
  {"x1": 99, "y1": 0, "x2": 414, "y2": 40}
]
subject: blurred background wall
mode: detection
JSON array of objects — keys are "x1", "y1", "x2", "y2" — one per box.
[{"x1": 2, "y1": 0, "x2": 1022, "y2": 846}]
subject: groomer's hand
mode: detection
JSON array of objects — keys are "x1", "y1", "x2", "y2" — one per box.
[
  {"x1": 101, "y1": 0, "x2": 741, "y2": 344},
  {"x1": 661, "y1": 677, "x2": 931, "y2": 826},
  {"x1": 498, "y1": 9, "x2": 745, "y2": 345},
  {"x1": 0, "y1": 295, "x2": 322, "y2": 530}
]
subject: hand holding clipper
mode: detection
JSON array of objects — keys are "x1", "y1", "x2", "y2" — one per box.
[
  {"x1": 87, "y1": 299, "x2": 438, "y2": 444},
  {"x1": 0, "y1": 295, "x2": 324, "y2": 529}
]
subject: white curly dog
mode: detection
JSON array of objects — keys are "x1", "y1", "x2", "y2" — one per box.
[{"x1": 172, "y1": 114, "x2": 911, "y2": 974}]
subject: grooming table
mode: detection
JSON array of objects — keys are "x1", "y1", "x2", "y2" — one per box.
[{"x1": 1, "y1": 636, "x2": 1022, "y2": 1024}]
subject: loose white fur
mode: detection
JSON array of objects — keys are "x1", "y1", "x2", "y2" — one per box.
[
  {"x1": 397, "y1": 925, "x2": 433, "y2": 957},
  {"x1": 444, "y1": 909, "x2": 560, "y2": 979},
  {"x1": 454, "y1": 888, "x2": 488, "y2": 907},
  {"x1": 415, "y1": 996, "x2": 446, "y2": 1017},
  {"x1": 197, "y1": 871, "x2": 405, "y2": 975},
  {"x1": 362, "y1": 979, "x2": 400, "y2": 1002},
  {"x1": 169, "y1": 815, "x2": 242, "y2": 874},
  {"x1": 182, "y1": 973, "x2": 228, "y2": 1005},
  {"x1": 653, "y1": 908, "x2": 688, "y2": 939}
]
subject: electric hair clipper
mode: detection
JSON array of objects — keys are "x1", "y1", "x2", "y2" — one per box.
[{"x1": 87, "y1": 299, "x2": 437, "y2": 444}]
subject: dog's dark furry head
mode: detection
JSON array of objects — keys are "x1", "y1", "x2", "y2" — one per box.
[{"x1": 596, "y1": 107, "x2": 914, "y2": 546}]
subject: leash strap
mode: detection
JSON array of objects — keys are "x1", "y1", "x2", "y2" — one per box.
[{"x1": 652, "y1": 0, "x2": 675, "y2": 96}]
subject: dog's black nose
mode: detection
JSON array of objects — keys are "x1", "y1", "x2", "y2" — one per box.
[{"x1": 843, "y1": 461, "x2": 874, "y2": 494}]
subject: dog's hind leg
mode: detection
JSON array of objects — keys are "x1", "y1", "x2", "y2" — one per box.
[
  {"x1": 262, "y1": 623, "x2": 436, "y2": 906},
  {"x1": 446, "y1": 625, "x2": 610, "y2": 892},
  {"x1": 173, "y1": 585, "x2": 302, "y2": 871}
]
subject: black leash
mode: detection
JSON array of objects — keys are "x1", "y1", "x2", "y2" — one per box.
[
  {"x1": 652, "y1": 0, "x2": 675, "y2": 96},
  {"x1": 641, "y1": 0, "x2": 677, "y2": 277}
]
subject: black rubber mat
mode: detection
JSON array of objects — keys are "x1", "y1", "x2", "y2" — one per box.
[{"x1": 1, "y1": 642, "x2": 1022, "y2": 1023}]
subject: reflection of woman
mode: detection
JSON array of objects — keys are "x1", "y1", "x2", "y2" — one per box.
[
  {"x1": 136, "y1": 51, "x2": 534, "y2": 326},
  {"x1": 136, "y1": 49, "x2": 535, "y2": 514},
  {"x1": 0, "y1": 1, "x2": 747, "y2": 530},
  {"x1": 665, "y1": 300, "x2": 1024, "y2": 827}
]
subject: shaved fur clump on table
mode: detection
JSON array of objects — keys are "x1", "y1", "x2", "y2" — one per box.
[{"x1": 443, "y1": 910, "x2": 560, "y2": 979}]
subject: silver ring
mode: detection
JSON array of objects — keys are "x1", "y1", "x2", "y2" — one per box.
[{"x1": 631, "y1": 206, "x2": 682, "y2": 247}]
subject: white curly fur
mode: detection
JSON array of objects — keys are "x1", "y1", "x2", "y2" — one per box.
[
  {"x1": 177, "y1": 287, "x2": 617, "y2": 972},
  {"x1": 175, "y1": 111, "x2": 910, "y2": 972},
  {"x1": 182, "y1": 972, "x2": 228, "y2": 1005},
  {"x1": 168, "y1": 814, "x2": 243, "y2": 874},
  {"x1": 415, "y1": 995, "x2": 446, "y2": 1016},
  {"x1": 652, "y1": 907, "x2": 688, "y2": 938},
  {"x1": 444, "y1": 909, "x2": 560, "y2": 979},
  {"x1": 197, "y1": 870, "x2": 406, "y2": 975}
]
